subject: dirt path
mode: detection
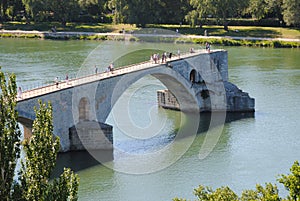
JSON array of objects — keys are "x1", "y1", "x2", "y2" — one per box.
[{"x1": 1, "y1": 29, "x2": 299, "y2": 42}]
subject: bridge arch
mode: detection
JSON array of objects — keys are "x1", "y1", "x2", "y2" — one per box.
[
  {"x1": 98, "y1": 65, "x2": 201, "y2": 123},
  {"x1": 87, "y1": 64, "x2": 203, "y2": 174}
]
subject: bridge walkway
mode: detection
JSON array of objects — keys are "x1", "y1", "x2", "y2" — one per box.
[{"x1": 17, "y1": 49, "x2": 212, "y2": 102}]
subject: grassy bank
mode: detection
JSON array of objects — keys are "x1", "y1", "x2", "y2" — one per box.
[
  {"x1": 1, "y1": 22, "x2": 299, "y2": 48},
  {"x1": 0, "y1": 21, "x2": 136, "y2": 33},
  {"x1": 2, "y1": 22, "x2": 299, "y2": 38},
  {"x1": 148, "y1": 24, "x2": 300, "y2": 39},
  {"x1": 1, "y1": 31, "x2": 299, "y2": 48},
  {"x1": 179, "y1": 38, "x2": 300, "y2": 48}
]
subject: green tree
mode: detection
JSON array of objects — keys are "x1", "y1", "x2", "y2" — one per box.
[
  {"x1": 125, "y1": 0, "x2": 163, "y2": 27},
  {"x1": 0, "y1": 68, "x2": 79, "y2": 201},
  {"x1": 265, "y1": 0, "x2": 283, "y2": 22},
  {"x1": 21, "y1": 0, "x2": 49, "y2": 22},
  {"x1": 47, "y1": 168, "x2": 79, "y2": 201},
  {"x1": 13, "y1": 101, "x2": 79, "y2": 201},
  {"x1": 155, "y1": 0, "x2": 191, "y2": 24},
  {"x1": 185, "y1": 9, "x2": 200, "y2": 27},
  {"x1": 0, "y1": 68, "x2": 21, "y2": 200},
  {"x1": 241, "y1": 183, "x2": 280, "y2": 201},
  {"x1": 244, "y1": 0, "x2": 284, "y2": 24},
  {"x1": 173, "y1": 161, "x2": 300, "y2": 201},
  {"x1": 278, "y1": 161, "x2": 300, "y2": 201},
  {"x1": 246, "y1": 0, "x2": 268, "y2": 20},
  {"x1": 108, "y1": 0, "x2": 190, "y2": 26},
  {"x1": 282, "y1": 0, "x2": 300, "y2": 27},
  {"x1": 107, "y1": 0, "x2": 128, "y2": 24},
  {"x1": 22, "y1": 0, "x2": 80, "y2": 25},
  {"x1": 48, "y1": 0, "x2": 80, "y2": 26},
  {"x1": 186, "y1": 0, "x2": 246, "y2": 30},
  {"x1": 6, "y1": 0, "x2": 25, "y2": 21},
  {"x1": 0, "y1": 0, "x2": 9, "y2": 21},
  {"x1": 186, "y1": 0, "x2": 211, "y2": 28},
  {"x1": 211, "y1": 0, "x2": 245, "y2": 30},
  {"x1": 78, "y1": 0, "x2": 106, "y2": 17},
  {"x1": 194, "y1": 185, "x2": 239, "y2": 201}
]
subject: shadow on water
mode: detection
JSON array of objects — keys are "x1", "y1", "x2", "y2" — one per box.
[
  {"x1": 52, "y1": 112, "x2": 254, "y2": 178},
  {"x1": 197, "y1": 112, "x2": 255, "y2": 134},
  {"x1": 51, "y1": 150, "x2": 112, "y2": 178}
]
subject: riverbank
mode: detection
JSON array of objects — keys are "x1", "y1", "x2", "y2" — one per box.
[{"x1": 0, "y1": 29, "x2": 299, "y2": 48}]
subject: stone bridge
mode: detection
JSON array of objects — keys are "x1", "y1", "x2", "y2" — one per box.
[{"x1": 16, "y1": 49, "x2": 254, "y2": 152}]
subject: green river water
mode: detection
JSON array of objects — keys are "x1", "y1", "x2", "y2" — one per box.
[{"x1": 0, "y1": 38, "x2": 299, "y2": 200}]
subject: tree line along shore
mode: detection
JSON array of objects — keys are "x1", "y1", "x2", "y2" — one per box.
[
  {"x1": 0, "y1": 0, "x2": 299, "y2": 47},
  {"x1": 0, "y1": 0, "x2": 299, "y2": 28}
]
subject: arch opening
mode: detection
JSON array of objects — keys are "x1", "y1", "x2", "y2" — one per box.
[
  {"x1": 101, "y1": 70, "x2": 201, "y2": 174},
  {"x1": 190, "y1": 69, "x2": 197, "y2": 83},
  {"x1": 79, "y1": 97, "x2": 90, "y2": 121},
  {"x1": 104, "y1": 68, "x2": 201, "y2": 141},
  {"x1": 18, "y1": 117, "x2": 34, "y2": 139}
]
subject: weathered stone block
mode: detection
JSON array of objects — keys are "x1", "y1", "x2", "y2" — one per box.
[{"x1": 69, "y1": 121, "x2": 113, "y2": 151}]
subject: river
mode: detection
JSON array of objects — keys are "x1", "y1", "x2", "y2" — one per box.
[{"x1": 0, "y1": 38, "x2": 299, "y2": 200}]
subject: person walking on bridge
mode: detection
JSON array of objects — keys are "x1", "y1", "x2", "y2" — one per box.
[
  {"x1": 177, "y1": 49, "x2": 181, "y2": 58},
  {"x1": 110, "y1": 63, "x2": 114, "y2": 74},
  {"x1": 17, "y1": 87, "x2": 22, "y2": 99},
  {"x1": 65, "y1": 73, "x2": 70, "y2": 85},
  {"x1": 55, "y1": 77, "x2": 59, "y2": 88},
  {"x1": 95, "y1": 65, "x2": 98, "y2": 74}
]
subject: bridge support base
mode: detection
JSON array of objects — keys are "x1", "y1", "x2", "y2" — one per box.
[{"x1": 69, "y1": 121, "x2": 113, "y2": 151}]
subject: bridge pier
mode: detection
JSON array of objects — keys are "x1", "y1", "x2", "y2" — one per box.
[
  {"x1": 69, "y1": 121, "x2": 113, "y2": 151},
  {"x1": 157, "y1": 82, "x2": 255, "y2": 112}
]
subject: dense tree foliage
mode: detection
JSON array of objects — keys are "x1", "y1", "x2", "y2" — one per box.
[
  {"x1": 278, "y1": 161, "x2": 300, "y2": 201},
  {"x1": 107, "y1": 0, "x2": 190, "y2": 26},
  {"x1": 173, "y1": 161, "x2": 300, "y2": 201},
  {"x1": 244, "y1": 0, "x2": 283, "y2": 21},
  {"x1": 246, "y1": 0, "x2": 269, "y2": 20},
  {"x1": 282, "y1": 0, "x2": 300, "y2": 27},
  {"x1": 0, "y1": 67, "x2": 21, "y2": 201},
  {"x1": 0, "y1": 0, "x2": 299, "y2": 28},
  {"x1": 48, "y1": 0, "x2": 80, "y2": 26},
  {"x1": 0, "y1": 69, "x2": 79, "y2": 201}
]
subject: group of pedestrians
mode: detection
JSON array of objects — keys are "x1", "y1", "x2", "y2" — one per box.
[
  {"x1": 52, "y1": 63, "x2": 114, "y2": 89},
  {"x1": 94, "y1": 63, "x2": 114, "y2": 75},
  {"x1": 150, "y1": 51, "x2": 176, "y2": 64},
  {"x1": 150, "y1": 47, "x2": 200, "y2": 65},
  {"x1": 106, "y1": 63, "x2": 114, "y2": 73},
  {"x1": 151, "y1": 53, "x2": 163, "y2": 64},
  {"x1": 53, "y1": 72, "x2": 72, "y2": 89}
]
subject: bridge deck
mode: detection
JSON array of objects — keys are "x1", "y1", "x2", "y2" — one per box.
[{"x1": 17, "y1": 49, "x2": 215, "y2": 102}]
